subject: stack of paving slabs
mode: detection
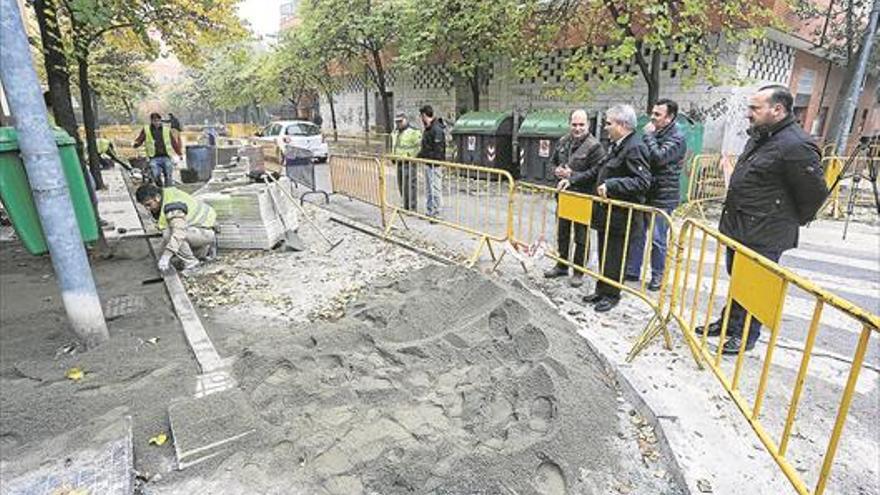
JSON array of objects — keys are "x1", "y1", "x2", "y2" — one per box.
[{"x1": 196, "y1": 177, "x2": 299, "y2": 250}]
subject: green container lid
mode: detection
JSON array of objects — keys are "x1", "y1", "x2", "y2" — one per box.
[
  {"x1": 518, "y1": 111, "x2": 570, "y2": 138},
  {"x1": 0, "y1": 126, "x2": 76, "y2": 152},
  {"x1": 452, "y1": 111, "x2": 511, "y2": 135}
]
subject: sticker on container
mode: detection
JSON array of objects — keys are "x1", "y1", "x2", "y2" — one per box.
[
  {"x1": 539, "y1": 139, "x2": 551, "y2": 157},
  {"x1": 467, "y1": 136, "x2": 476, "y2": 151}
]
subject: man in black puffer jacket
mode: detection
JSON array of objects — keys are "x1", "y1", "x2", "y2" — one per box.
[
  {"x1": 699, "y1": 85, "x2": 827, "y2": 355},
  {"x1": 625, "y1": 99, "x2": 687, "y2": 291}
]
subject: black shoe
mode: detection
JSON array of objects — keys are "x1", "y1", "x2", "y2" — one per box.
[
  {"x1": 594, "y1": 297, "x2": 620, "y2": 313},
  {"x1": 647, "y1": 279, "x2": 661, "y2": 292},
  {"x1": 624, "y1": 274, "x2": 640, "y2": 282},
  {"x1": 721, "y1": 335, "x2": 756, "y2": 355},
  {"x1": 544, "y1": 266, "x2": 568, "y2": 279},
  {"x1": 582, "y1": 292, "x2": 602, "y2": 304},
  {"x1": 697, "y1": 320, "x2": 723, "y2": 337}
]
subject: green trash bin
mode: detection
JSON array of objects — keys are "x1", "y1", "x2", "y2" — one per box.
[
  {"x1": 451, "y1": 111, "x2": 518, "y2": 177},
  {"x1": 0, "y1": 126, "x2": 99, "y2": 255},
  {"x1": 636, "y1": 115, "x2": 704, "y2": 204}
]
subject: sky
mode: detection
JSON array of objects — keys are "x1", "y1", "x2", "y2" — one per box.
[{"x1": 238, "y1": 0, "x2": 282, "y2": 38}]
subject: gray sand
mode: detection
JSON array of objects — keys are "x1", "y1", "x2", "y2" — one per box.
[{"x1": 168, "y1": 265, "x2": 666, "y2": 494}]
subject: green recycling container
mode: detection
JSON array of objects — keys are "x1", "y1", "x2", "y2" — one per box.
[{"x1": 0, "y1": 127, "x2": 98, "y2": 255}]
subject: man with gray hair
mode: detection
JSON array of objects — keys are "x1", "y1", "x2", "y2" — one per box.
[{"x1": 567, "y1": 104, "x2": 651, "y2": 312}]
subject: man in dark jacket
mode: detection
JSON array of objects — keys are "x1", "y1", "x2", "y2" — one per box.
[
  {"x1": 625, "y1": 99, "x2": 687, "y2": 291},
  {"x1": 700, "y1": 85, "x2": 827, "y2": 354},
  {"x1": 567, "y1": 104, "x2": 652, "y2": 312},
  {"x1": 417, "y1": 105, "x2": 446, "y2": 218},
  {"x1": 546, "y1": 109, "x2": 606, "y2": 287}
]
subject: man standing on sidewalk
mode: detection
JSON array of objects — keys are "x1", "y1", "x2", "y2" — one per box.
[
  {"x1": 699, "y1": 85, "x2": 827, "y2": 354},
  {"x1": 569, "y1": 104, "x2": 651, "y2": 313},
  {"x1": 546, "y1": 109, "x2": 606, "y2": 287},
  {"x1": 624, "y1": 99, "x2": 687, "y2": 291},
  {"x1": 392, "y1": 112, "x2": 422, "y2": 211},
  {"x1": 133, "y1": 112, "x2": 181, "y2": 187},
  {"x1": 417, "y1": 105, "x2": 445, "y2": 219}
]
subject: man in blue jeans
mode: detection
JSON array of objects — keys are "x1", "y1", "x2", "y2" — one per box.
[
  {"x1": 133, "y1": 112, "x2": 181, "y2": 187},
  {"x1": 625, "y1": 99, "x2": 687, "y2": 291}
]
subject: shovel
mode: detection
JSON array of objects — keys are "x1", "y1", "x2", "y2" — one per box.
[
  {"x1": 262, "y1": 177, "x2": 306, "y2": 252},
  {"x1": 264, "y1": 173, "x2": 343, "y2": 252}
]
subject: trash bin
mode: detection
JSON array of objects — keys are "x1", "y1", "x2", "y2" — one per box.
[
  {"x1": 0, "y1": 126, "x2": 99, "y2": 255},
  {"x1": 636, "y1": 115, "x2": 704, "y2": 203},
  {"x1": 517, "y1": 111, "x2": 570, "y2": 184},
  {"x1": 451, "y1": 111, "x2": 518, "y2": 177},
  {"x1": 185, "y1": 144, "x2": 213, "y2": 182}
]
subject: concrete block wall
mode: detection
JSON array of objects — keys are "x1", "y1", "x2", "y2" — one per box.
[{"x1": 321, "y1": 35, "x2": 797, "y2": 153}]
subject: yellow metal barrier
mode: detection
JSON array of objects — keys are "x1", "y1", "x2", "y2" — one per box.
[
  {"x1": 381, "y1": 155, "x2": 514, "y2": 266},
  {"x1": 510, "y1": 182, "x2": 680, "y2": 354},
  {"x1": 676, "y1": 154, "x2": 723, "y2": 219},
  {"x1": 328, "y1": 154, "x2": 386, "y2": 224},
  {"x1": 660, "y1": 219, "x2": 879, "y2": 495},
  {"x1": 821, "y1": 156, "x2": 880, "y2": 218}
]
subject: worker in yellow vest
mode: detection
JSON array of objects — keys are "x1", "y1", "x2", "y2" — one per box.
[
  {"x1": 135, "y1": 184, "x2": 217, "y2": 275},
  {"x1": 133, "y1": 112, "x2": 181, "y2": 187}
]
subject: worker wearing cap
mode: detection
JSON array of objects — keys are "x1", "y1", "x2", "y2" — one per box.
[
  {"x1": 392, "y1": 112, "x2": 422, "y2": 211},
  {"x1": 135, "y1": 184, "x2": 217, "y2": 275}
]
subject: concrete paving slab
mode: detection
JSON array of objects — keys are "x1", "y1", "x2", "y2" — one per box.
[
  {"x1": 168, "y1": 390, "x2": 257, "y2": 470},
  {"x1": 0, "y1": 409, "x2": 133, "y2": 495}
]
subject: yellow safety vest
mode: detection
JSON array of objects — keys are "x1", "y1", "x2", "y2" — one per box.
[
  {"x1": 144, "y1": 124, "x2": 174, "y2": 158},
  {"x1": 157, "y1": 187, "x2": 216, "y2": 230},
  {"x1": 96, "y1": 138, "x2": 111, "y2": 155}
]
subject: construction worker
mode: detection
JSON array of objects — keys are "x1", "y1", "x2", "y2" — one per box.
[
  {"x1": 135, "y1": 184, "x2": 217, "y2": 275},
  {"x1": 95, "y1": 137, "x2": 131, "y2": 171},
  {"x1": 133, "y1": 112, "x2": 181, "y2": 187},
  {"x1": 392, "y1": 112, "x2": 422, "y2": 211}
]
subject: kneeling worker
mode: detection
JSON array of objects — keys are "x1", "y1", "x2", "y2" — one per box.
[{"x1": 135, "y1": 184, "x2": 217, "y2": 274}]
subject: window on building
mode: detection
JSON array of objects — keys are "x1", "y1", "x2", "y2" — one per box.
[
  {"x1": 793, "y1": 69, "x2": 816, "y2": 130},
  {"x1": 811, "y1": 106, "x2": 829, "y2": 137}
]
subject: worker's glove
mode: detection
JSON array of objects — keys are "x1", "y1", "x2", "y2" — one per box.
[{"x1": 157, "y1": 253, "x2": 173, "y2": 273}]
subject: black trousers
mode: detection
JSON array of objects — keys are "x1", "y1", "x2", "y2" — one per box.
[
  {"x1": 595, "y1": 215, "x2": 642, "y2": 299},
  {"x1": 395, "y1": 161, "x2": 417, "y2": 210},
  {"x1": 723, "y1": 246, "x2": 783, "y2": 344},
  {"x1": 556, "y1": 218, "x2": 588, "y2": 268}
]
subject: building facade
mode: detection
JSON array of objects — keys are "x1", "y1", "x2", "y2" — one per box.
[{"x1": 321, "y1": 31, "x2": 879, "y2": 154}]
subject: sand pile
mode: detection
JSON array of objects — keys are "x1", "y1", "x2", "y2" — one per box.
[{"x1": 217, "y1": 265, "x2": 638, "y2": 494}]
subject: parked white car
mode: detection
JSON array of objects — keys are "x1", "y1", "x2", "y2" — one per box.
[{"x1": 253, "y1": 120, "x2": 329, "y2": 165}]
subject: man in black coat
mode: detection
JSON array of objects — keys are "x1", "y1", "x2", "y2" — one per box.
[
  {"x1": 546, "y1": 109, "x2": 606, "y2": 288},
  {"x1": 700, "y1": 85, "x2": 827, "y2": 354},
  {"x1": 417, "y1": 104, "x2": 446, "y2": 219},
  {"x1": 565, "y1": 104, "x2": 652, "y2": 312},
  {"x1": 625, "y1": 98, "x2": 687, "y2": 291}
]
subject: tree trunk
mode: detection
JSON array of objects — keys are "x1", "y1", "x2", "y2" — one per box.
[
  {"x1": 77, "y1": 55, "x2": 104, "y2": 190},
  {"x1": 831, "y1": 0, "x2": 880, "y2": 154},
  {"x1": 323, "y1": 88, "x2": 338, "y2": 141},
  {"x1": 370, "y1": 50, "x2": 393, "y2": 135},
  {"x1": 33, "y1": 0, "x2": 82, "y2": 148},
  {"x1": 469, "y1": 67, "x2": 481, "y2": 111},
  {"x1": 646, "y1": 49, "x2": 661, "y2": 114}
]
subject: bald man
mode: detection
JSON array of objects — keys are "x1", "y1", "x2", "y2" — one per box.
[{"x1": 546, "y1": 109, "x2": 606, "y2": 287}]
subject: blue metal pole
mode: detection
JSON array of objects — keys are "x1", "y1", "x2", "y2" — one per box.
[{"x1": 0, "y1": 0, "x2": 108, "y2": 347}]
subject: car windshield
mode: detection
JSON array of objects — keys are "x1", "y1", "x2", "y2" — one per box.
[{"x1": 285, "y1": 123, "x2": 320, "y2": 136}]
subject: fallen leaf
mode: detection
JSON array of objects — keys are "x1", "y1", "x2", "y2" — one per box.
[
  {"x1": 65, "y1": 368, "x2": 84, "y2": 382},
  {"x1": 146, "y1": 337, "x2": 160, "y2": 345},
  {"x1": 148, "y1": 433, "x2": 168, "y2": 446}
]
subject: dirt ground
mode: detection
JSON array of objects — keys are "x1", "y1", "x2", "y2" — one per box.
[{"x1": 0, "y1": 238, "x2": 198, "y2": 482}]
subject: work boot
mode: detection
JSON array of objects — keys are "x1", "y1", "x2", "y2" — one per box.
[
  {"x1": 582, "y1": 292, "x2": 602, "y2": 304},
  {"x1": 721, "y1": 335, "x2": 755, "y2": 355},
  {"x1": 594, "y1": 296, "x2": 620, "y2": 313},
  {"x1": 544, "y1": 265, "x2": 568, "y2": 279},
  {"x1": 180, "y1": 260, "x2": 201, "y2": 278},
  {"x1": 569, "y1": 272, "x2": 584, "y2": 288},
  {"x1": 697, "y1": 320, "x2": 723, "y2": 338}
]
